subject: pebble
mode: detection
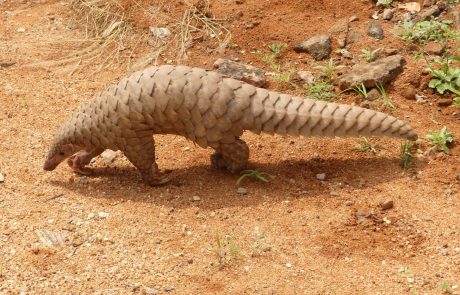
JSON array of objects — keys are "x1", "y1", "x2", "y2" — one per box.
[
  {"x1": 237, "y1": 187, "x2": 248, "y2": 195},
  {"x1": 286, "y1": 263, "x2": 292, "y2": 268},
  {"x1": 368, "y1": 21, "x2": 384, "y2": 40},
  {"x1": 17, "y1": 27, "x2": 26, "y2": 32},
  {"x1": 423, "y1": 41, "x2": 444, "y2": 55},
  {"x1": 367, "y1": 88, "x2": 381, "y2": 101},
  {"x1": 456, "y1": 173, "x2": 460, "y2": 181},
  {"x1": 402, "y1": 86, "x2": 417, "y2": 100},
  {"x1": 437, "y1": 98, "x2": 453, "y2": 107},
  {"x1": 144, "y1": 287, "x2": 157, "y2": 295},
  {"x1": 87, "y1": 213, "x2": 95, "y2": 220},
  {"x1": 149, "y1": 27, "x2": 171, "y2": 38},
  {"x1": 0, "y1": 173, "x2": 4, "y2": 183},
  {"x1": 383, "y1": 8, "x2": 395, "y2": 20},
  {"x1": 164, "y1": 286, "x2": 174, "y2": 292},
  {"x1": 98, "y1": 212, "x2": 109, "y2": 219},
  {"x1": 316, "y1": 173, "x2": 326, "y2": 181},
  {"x1": 100, "y1": 150, "x2": 117, "y2": 163},
  {"x1": 192, "y1": 195, "x2": 201, "y2": 201},
  {"x1": 79, "y1": 177, "x2": 89, "y2": 185},
  {"x1": 344, "y1": 200, "x2": 354, "y2": 206},
  {"x1": 380, "y1": 199, "x2": 394, "y2": 210}
]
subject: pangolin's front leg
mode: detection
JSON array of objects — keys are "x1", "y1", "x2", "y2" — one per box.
[
  {"x1": 122, "y1": 137, "x2": 170, "y2": 186},
  {"x1": 211, "y1": 139, "x2": 250, "y2": 173},
  {"x1": 67, "y1": 147, "x2": 104, "y2": 175}
]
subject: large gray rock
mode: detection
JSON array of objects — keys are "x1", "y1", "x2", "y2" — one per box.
[
  {"x1": 293, "y1": 34, "x2": 332, "y2": 61},
  {"x1": 213, "y1": 59, "x2": 266, "y2": 88},
  {"x1": 338, "y1": 55, "x2": 405, "y2": 90}
]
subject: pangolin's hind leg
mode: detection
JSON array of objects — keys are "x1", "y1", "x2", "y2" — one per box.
[
  {"x1": 122, "y1": 137, "x2": 170, "y2": 186},
  {"x1": 211, "y1": 139, "x2": 250, "y2": 173},
  {"x1": 67, "y1": 147, "x2": 104, "y2": 175}
]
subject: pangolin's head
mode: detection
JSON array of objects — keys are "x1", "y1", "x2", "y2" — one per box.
[{"x1": 43, "y1": 143, "x2": 78, "y2": 171}]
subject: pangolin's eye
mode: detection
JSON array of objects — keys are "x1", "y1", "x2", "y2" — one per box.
[{"x1": 59, "y1": 151, "x2": 65, "y2": 156}]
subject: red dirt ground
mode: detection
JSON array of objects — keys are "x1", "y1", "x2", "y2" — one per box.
[{"x1": 0, "y1": 0, "x2": 459, "y2": 294}]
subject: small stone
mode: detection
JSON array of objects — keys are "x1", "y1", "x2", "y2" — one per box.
[
  {"x1": 192, "y1": 195, "x2": 201, "y2": 201},
  {"x1": 164, "y1": 286, "x2": 174, "y2": 292},
  {"x1": 187, "y1": 258, "x2": 194, "y2": 264},
  {"x1": 79, "y1": 177, "x2": 89, "y2": 185},
  {"x1": 214, "y1": 59, "x2": 266, "y2": 87},
  {"x1": 437, "y1": 98, "x2": 452, "y2": 107},
  {"x1": 344, "y1": 200, "x2": 354, "y2": 206},
  {"x1": 407, "y1": 277, "x2": 415, "y2": 283},
  {"x1": 87, "y1": 213, "x2": 95, "y2": 220},
  {"x1": 144, "y1": 287, "x2": 157, "y2": 295},
  {"x1": 297, "y1": 70, "x2": 315, "y2": 85},
  {"x1": 98, "y1": 212, "x2": 109, "y2": 219},
  {"x1": 367, "y1": 88, "x2": 381, "y2": 101},
  {"x1": 356, "y1": 211, "x2": 366, "y2": 219},
  {"x1": 380, "y1": 199, "x2": 394, "y2": 210},
  {"x1": 149, "y1": 27, "x2": 171, "y2": 38},
  {"x1": 383, "y1": 9, "x2": 395, "y2": 21},
  {"x1": 402, "y1": 86, "x2": 417, "y2": 100},
  {"x1": 456, "y1": 173, "x2": 460, "y2": 181},
  {"x1": 293, "y1": 34, "x2": 332, "y2": 61},
  {"x1": 17, "y1": 27, "x2": 26, "y2": 32},
  {"x1": 0, "y1": 173, "x2": 4, "y2": 183},
  {"x1": 441, "y1": 248, "x2": 449, "y2": 256},
  {"x1": 368, "y1": 21, "x2": 384, "y2": 40},
  {"x1": 100, "y1": 150, "x2": 117, "y2": 163},
  {"x1": 316, "y1": 173, "x2": 326, "y2": 181},
  {"x1": 237, "y1": 187, "x2": 248, "y2": 195},
  {"x1": 286, "y1": 263, "x2": 292, "y2": 268},
  {"x1": 423, "y1": 42, "x2": 443, "y2": 55}
]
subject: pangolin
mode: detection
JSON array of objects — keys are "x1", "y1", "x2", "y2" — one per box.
[{"x1": 44, "y1": 65, "x2": 417, "y2": 185}]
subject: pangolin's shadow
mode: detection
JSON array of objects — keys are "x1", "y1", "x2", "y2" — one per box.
[{"x1": 49, "y1": 156, "x2": 423, "y2": 210}]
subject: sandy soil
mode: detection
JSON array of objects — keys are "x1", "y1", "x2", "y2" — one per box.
[{"x1": 0, "y1": 0, "x2": 459, "y2": 294}]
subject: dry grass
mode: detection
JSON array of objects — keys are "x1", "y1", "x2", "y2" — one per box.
[
  {"x1": 21, "y1": 0, "x2": 231, "y2": 73},
  {"x1": 174, "y1": 1, "x2": 231, "y2": 61},
  {"x1": 23, "y1": 0, "x2": 130, "y2": 75}
]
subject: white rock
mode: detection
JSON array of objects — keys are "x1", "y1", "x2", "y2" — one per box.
[
  {"x1": 192, "y1": 196, "x2": 201, "y2": 201},
  {"x1": 149, "y1": 27, "x2": 171, "y2": 38},
  {"x1": 17, "y1": 27, "x2": 26, "y2": 33},
  {"x1": 98, "y1": 212, "x2": 109, "y2": 219},
  {"x1": 100, "y1": 150, "x2": 117, "y2": 163},
  {"x1": 0, "y1": 173, "x2": 4, "y2": 183},
  {"x1": 316, "y1": 173, "x2": 326, "y2": 181}
]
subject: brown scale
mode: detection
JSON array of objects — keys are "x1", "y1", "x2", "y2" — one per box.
[{"x1": 44, "y1": 65, "x2": 418, "y2": 186}]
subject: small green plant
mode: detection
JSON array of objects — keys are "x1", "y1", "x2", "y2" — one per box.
[
  {"x1": 377, "y1": 0, "x2": 393, "y2": 6},
  {"x1": 440, "y1": 282, "x2": 453, "y2": 294},
  {"x1": 353, "y1": 137, "x2": 378, "y2": 153},
  {"x1": 259, "y1": 43, "x2": 292, "y2": 83},
  {"x1": 426, "y1": 56, "x2": 460, "y2": 97},
  {"x1": 313, "y1": 58, "x2": 345, "y2": 81},
  {"x1": 398, "y1": 19, "x2": 459, "y2": 44},
  {"x1": 268, "y1": 43, "x2": 287, "y2": 59},
  {"x1": 236, "y1": 170, "x2": 274, "y2": 185},
  {"x1": 426, "y1": 126, "x2": 454, "y2": 154},
  {"x1": 452, "y1": 97, "x2": 460, "y2": 107},
  {"x1": 215, "y1": 230, "x2": 241, "y2": 268},
  {"x1": 353, "y1": 83, "x2": 368, "y2": 100},
  {"x1": 360, "y1": 48, "x2": 382, "y2": 62},
  {"x1": 400, "y1": 140, "x2": 415, "y2": 169},
  {"x1": 376, "y1": 82, "x2": 395, "y2": 109},
  {"x1": 305, "y1": 80, "x2": 336, "y2": 101}
]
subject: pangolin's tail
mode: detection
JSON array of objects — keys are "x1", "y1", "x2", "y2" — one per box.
[{"x1": 242, "y1": 88, "x2": 417, "y2": 140}]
